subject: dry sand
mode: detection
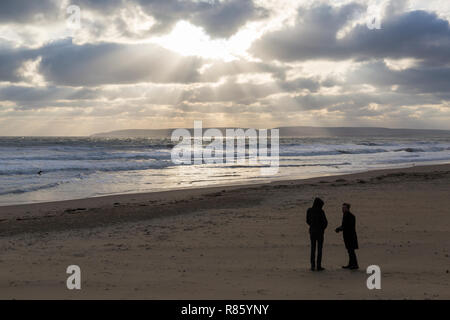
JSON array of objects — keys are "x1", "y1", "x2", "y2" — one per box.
[{"x1": 0, "y1": 164, "x2": 449, "y2": 299}]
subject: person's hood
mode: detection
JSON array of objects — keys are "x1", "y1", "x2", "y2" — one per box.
[{"x1": 312, "y1": 197, "x2": 324, "y2": 209}]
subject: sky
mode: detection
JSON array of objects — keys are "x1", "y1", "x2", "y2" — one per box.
[{"x1": 1, "y1": 0, "x2": 450, "y2": 136}]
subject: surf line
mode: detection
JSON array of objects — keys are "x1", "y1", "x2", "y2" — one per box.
[{"x1": 171, "y1": 120, "x2": 280, "y2": 176}]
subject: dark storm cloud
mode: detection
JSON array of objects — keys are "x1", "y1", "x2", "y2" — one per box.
[
  {"x1": 0, "y1": 0, "x2": 58, "y2": 23},
  {"x1": 0, "y1": 39, "x2": 291, "y2": 87},
  {"x1": 0, "y1": 85, "x2": 102, "y2": 104},
  {"x1": 187, "y1": 0, "x2": 268, "y2": 38},
  {"x1": 279, "y1": 77, "x2": 322, "y2": 93},
  {"x1": 71, "y1": 0, "x2": 124, "y2": 13},
  {"x1": 0, "y1": 0, "x2": 266, "y2": 39},
  {"x1": 73, "y1": 0, "x2": 267, "y2": 38},
  {"x1": 250, "y1": 3, "x2": 365, "y2": 61},
  {"x1": 36, "y1": 39, "x2": 203, "y2": 86},
  {"x1": 0, "y1": 45, "x2": 37, "y2": 82},
  {"x1": 348, "y1": 60, "x2": 450, "y2": 94},
  {"x1": 0, "y1": 85, "x2": 71, "y2": 103},
  {"x1": 137, "y1": 0, "x2": 267, "y2": 38},
  {"x1": 0, "y1": 85, "x2": 117, "y2": 111},
  {"x1": 258, "y1": 90, "x2": 444, "y2": 116},
  {"x1": 251, "y1": 3, "x2": 450, "y2": 64}
]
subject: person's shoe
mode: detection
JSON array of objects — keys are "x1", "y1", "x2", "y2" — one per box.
[
  {"x1": 349, "y1": 265, "x2": 359, "y2": 270},
  {"x1": 342, "y1": 265, "x2": 350, "y2": 269},
  {"x1": 310, "y1": 266, "x2": 315, "y2": 271},
  {"x1": 316, "y1": 267, "x2": 325, "y2": 271}
]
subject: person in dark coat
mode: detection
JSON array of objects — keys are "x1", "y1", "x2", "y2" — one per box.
[
  {"x1": 335, "y1": 203, "x2": 359, "y2": 269},
  {"x1": 306, "y1": 197, "x2": 328, "y2": 271}
]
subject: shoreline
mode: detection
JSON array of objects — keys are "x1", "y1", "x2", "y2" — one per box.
[
  {"x1": 2, "y1": 161, "x2": 449, "y2": 212},
  {"x1": 1, "y1": 162, "x2": 450, "y2": 236}
]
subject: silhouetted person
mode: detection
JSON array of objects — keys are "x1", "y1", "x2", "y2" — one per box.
[
  {"x1": 38, "y1": 170, "x2": 43, "y2": 176},
  {"x1": 306, "y1": 197, "x2": 328, "y2": 271},
  {"x1": 335, "y1": 203, "x2": 359, "y2": 270}
]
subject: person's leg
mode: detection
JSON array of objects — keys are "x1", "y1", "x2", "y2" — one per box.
[
  {"x1": 317, "y1": 234, "x2": 324, "y2": 269},
  {"x1": 310, "y1": 236, "x2": 317, "y2": 270},
  {"x1": 350, "y1": 249, "x2": 358, "y2": 268},
  {"x1": 348, "y1": 249, "x2": 358, "y2": 267},
  {"x1": 347, "y1": 248, "x2": 353, "y2": 266}
]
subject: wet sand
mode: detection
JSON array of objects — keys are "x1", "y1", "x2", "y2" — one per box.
[{"x1": 1, "y1": 164, "x2": 449, "y2": 299}]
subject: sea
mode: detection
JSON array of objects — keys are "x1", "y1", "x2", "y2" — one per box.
[{"x1": 1, "y1": 135, "x2": 450, "y2": 206}]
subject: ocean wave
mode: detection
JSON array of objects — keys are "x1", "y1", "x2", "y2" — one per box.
[
  {"x1": 0, "y1": 181, "x2": 64, "y2": 195},
  {"x1": 217, "y1": 162, "x2": 352, "y2": 169},
  {"x1": 1, "y1": 145, "x2": 445, "y2": 162},
  {"x1": 0, "y1": 160, "x2": 173, "y2": 176},
  {"x1": 280, "y1": 145, "x2": 450, "y2": 157},
  {"x1": 0, "y1": 151, "x2": 172, "y2": 162},
  {"x1": 393, "y1": 147, "x2": 450, "y2": 153},
  {"x1": 0, "y1": 137, "x2": 176, "y2": 148}
]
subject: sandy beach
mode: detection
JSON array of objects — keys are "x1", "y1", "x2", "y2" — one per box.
[{"x1": 0, "y1": 164, "x2": 449, "y2": 299}]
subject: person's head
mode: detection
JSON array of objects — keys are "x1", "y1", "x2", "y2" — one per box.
[
  {"x1": 313, "y1": 197, "x2": 324, "y2": 209},
  {"x1": 342, "y1": 203, "x2": 351, "y2": 213}
]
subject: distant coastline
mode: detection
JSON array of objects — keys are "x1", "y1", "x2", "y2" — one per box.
[{"x1": 91, "y1": 126, "x2": 450, "y2": 138}]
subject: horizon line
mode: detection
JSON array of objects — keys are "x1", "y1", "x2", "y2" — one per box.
[{"x1": 1, "y1": 125, "x2": 450, "y2": 137}]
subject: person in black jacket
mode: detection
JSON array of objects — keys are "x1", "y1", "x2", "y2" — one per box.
[
  {"x1": 306, "y1": 197, "x2": 328, "y2": 271},
  {"x1": 335, "y1": 203, "x2": 359, "y2": 269}
]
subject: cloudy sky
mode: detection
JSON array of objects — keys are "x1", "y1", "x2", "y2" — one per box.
[{"x1": 1, "y1": 0, "x2": 450, "y2": 135}]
